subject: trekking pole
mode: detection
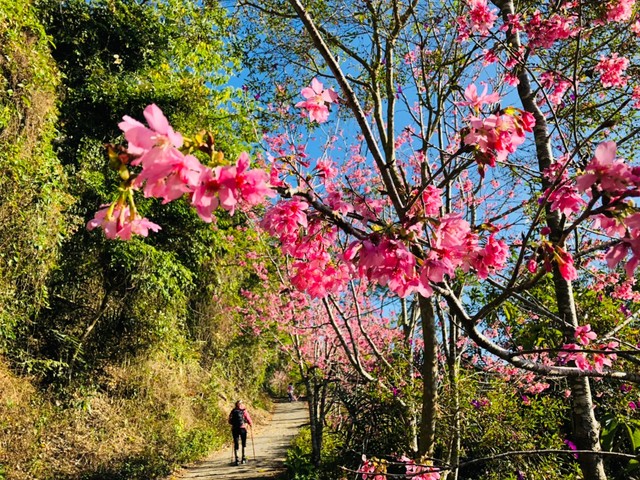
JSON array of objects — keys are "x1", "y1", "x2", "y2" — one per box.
[{"x1": 250, "y1": 425, "x2": 256, "y2": 461}]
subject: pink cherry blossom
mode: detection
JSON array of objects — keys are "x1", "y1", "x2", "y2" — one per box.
[
  {"x1": 295, "y1": 78, "x2": 339, "y2": 123},
  {"x1": 261, "y1": 199, "x2": 309, "y2": 246},
  {"x1": 135, "y1": 153, "x2": 203, "y2": 203},
  {"x1": 470, "y1": 234, "x2": 509, "y2": 279},
  {"x1": 524, "y1": 11, "x2": 578, "y2": 51},
  {"x1": 576, "y1": 141, "x2": 633, "y2": 194},
  {"x1": 555, "y1": 247, "x2": 578, "y2": 281},
  {"x1": 605, "y1": 0, "x2": 635, "y2": 22},
  {"x1": 595, "y1": 53, "x2": 630, "y2": 88},
  {"x1": 574, "y1": 324, "x2": 597, "y2": 346},
  {"x1": 234, "y1": 152, "x2": 275, "y2": 206},
  {"x1": 467, "y1": 0, "x2": 498, "y2": 36},
  {"x1": 455, "y1": 83, "x2": 500, "y2": 110},
  {"x1": 119, "y1": 104, "x2": 183, "y2": 164},
  {"x1": 191, "y1": 165, "x2": 238, "y2": 221},
  {"x1": 87, "y1": 204, "x2": 161, "y2": 240},
  {"x1": 546, "y1": 183, "x2": 586, "y2": 217}
]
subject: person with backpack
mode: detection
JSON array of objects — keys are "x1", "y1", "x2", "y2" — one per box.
[
  {"x1": 287, "y1": 383, "x2": 296, "y2": 402},
  {"x1": 228, "y1": 400, "x2": 253, "y2": 465}
]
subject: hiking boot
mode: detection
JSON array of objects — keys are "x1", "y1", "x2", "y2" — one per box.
[
  {"x1": 242, "y1": 458, "x2": 247, "y2": 464},
  {"x1": 235, "y1": 459, "x2": 239, "y2": 466}
]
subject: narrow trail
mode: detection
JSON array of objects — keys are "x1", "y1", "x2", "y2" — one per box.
[{"x1": 168, "y1": 400, "x2": 308, "y2": 480}]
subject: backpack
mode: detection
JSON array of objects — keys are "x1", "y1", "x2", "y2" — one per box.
[{"x1": 230, "y1": 408, "x2": 245, "y2": 428}]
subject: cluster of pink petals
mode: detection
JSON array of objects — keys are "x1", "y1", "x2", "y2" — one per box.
[
  {"x1": 595, "y1": 53, "x2": 630, "y2": 88},
  {"x1": 407, "y1": 185, "x2": 443, "y2": 218},
  {"x1": 260, "y1": 199, "x2": 310, "y2": 254},
  {"x1": 539, "y1": 71, "x2": 573, "y2": 106},
  {"x1": 554, "y1": 246, "x2": 578, "y2": 281},
  {"x1": 456, "y1": 0, "x2": 498, "y2": 41},
  {"x1": 573, "y1": 141, "x2": 640, "y2": 277},
  {"x1": 359, "y1": 455, "x2": 440, "y2": 480},
  {"x1": 605, "y1": 0, "x2": 636, "y2": 22},
  {"x1": 558, "y1": 340, "x2": 618, "y2": 373},
  {"x1": 359, "y1": 456, "x2": 385, "y2": 480},
  {"x1": 455, "y1": 83, "x2": 500, "y2": 111},
  {"x1": 89, "y1": 105, "x2": 273, "y2": 238},
  {"x1": 290, "y1": 255, "x2": 351, "y2": 298},
  {"x1": 295, "y1": 78, "x2": 339, "y2": 123},
  {"x1": 261, "y1": 202, "x2": 350, "y2": 298},
  {"x1": 574, "y1": 324, "x2": 597, "y2": 345},
  {"x1": 546, "y1": 183, "x2": 586, "y2": 217},
  {"x1": 341, "y1": 215, "x2": 509, "y2": 299},
  {"x1": 400, "y1": 456, "x2": 441, "y2": 480},
  {"x1": 463, "y1": 107, "x2": 535, "y2": 171},
  {"x1": 87, "y1": 204, "x2": 161, "y2": 240},
  {"x1": 576, "y1": 141, "x2": 637, "y2": 195},
  {"x1": 468, "y1": 0, "x2": 498, "y2": 35},
  {"x1": 469, "y1": 234, "x2": 509, "y2": 279},
  {"x1": 344, "y1": 237, "x2": 430, "y2": 299},
  {"x1": 633, "y1": 86, "x2": 640, "y2": 109},
  {"x1": 524, "y1": 10, "x2": 578, "y2": 51}
]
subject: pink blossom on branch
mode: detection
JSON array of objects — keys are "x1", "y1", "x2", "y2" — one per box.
[
  {"x1": 90, "y1": 105, "x2": 274, "y2": 238},
  {"x1": 575, "y1": 141, "x2": 633, "y2": 194},
  {"x1": 86, "y1": 203, "x2": 161, "y2": 240},
  {"x1": 119, "y1": 103, "x2": 184, "y2": 165},
  {"x1": 455, "y1": 83, "x2": 500, "y2": 111},
  {"x1": 595, "y1": 53, "x2": 630, "y2": 88},
  {"x1": 295, "y1": 78, "x2": 339, "y2": 123},
  {"x1": 467, "y1": 0, "x2": 498, "y2": 37},
  {"x1": 605, "y1": 0, "x2": 636, "y2": 22},
  {"x1": 554, "y1": 246, "x2": 578, "y2": 281},
  {"x1": 574, "y1": 324, "x2": 597, "y2": 346}
]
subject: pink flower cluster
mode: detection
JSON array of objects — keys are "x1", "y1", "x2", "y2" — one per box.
[
  {"x1": 455, "y1": 83, "x2": 500, "y2": 111},
  {"x1": 401, "y1": 456, "x2": 441, "y2": 480},
  {"x1": 456, "y1": 0, "x2": 498, "y2": 41},
  {"x1": 87, "y1": 203, "x2": 161, "y2": 240},
  {"x1": 595, "y1": 53, "x2": 630, "y2": 88},
  {"x1": 295, "y1": 78, "x2": 339, "y2": 123},
  {"x1": 343, "y1": 215, "x2": 509, "y2": 298},
  {"x1": 558, "y1": 342, "x2": 618, "y2": 373},
  {"x1": 261, "y1": 201, "x2": 350, "y2": 298},
  {"x1": 573, "y1": 141, "x2": 640, "y2": 277},
  {"x1": 557, "y1": 325, "x2": 618, "y2": 372},
  {"x1": 524, "y1": 10, "x2": 578, "y2": 51},
  {"x1": 87, "y1": 105, "x2": 273, "y2": 238},
  {"x1": 605, "y1": 0, "x2": 636, "y2": 22},
  {"x1": 359, "y1": 455, "x2": 386, "y2": 480},
  {"x1": 359, "y1": 455, "x2": 440, "y2": 480},
  {"x1": 539, "y1": 71, "x2": 573, "y2": 106},
  {"x1": 463, "y1": 106, "x2": 535, "y2": 174}
]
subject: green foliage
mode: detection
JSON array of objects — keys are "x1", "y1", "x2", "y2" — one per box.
[
  {"x1": 0, "y1": 0, "x2": 70, "y2": 351},
  {"x1": 285, "y1": 426, "x2": 344, "y2": 480},
  {"x1": 443, "y1": 376, "x2": 580, "y2": 480}
]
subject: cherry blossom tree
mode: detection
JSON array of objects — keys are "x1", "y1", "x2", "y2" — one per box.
[{"x1": 88, "y1": 0, "x2": 640, "y2": 479}]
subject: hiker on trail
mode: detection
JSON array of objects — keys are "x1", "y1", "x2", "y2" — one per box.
[
  {"x1": 287, "y1": 383, "x2": 296, "y2": 402},
  {"x1": 229, "y1": 400, "x2": 253, "y2": 465}
]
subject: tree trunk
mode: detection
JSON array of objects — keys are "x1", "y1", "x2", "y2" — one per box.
[
  {"x1": 418, "y1": 296, "x2": 438, "y2": 456},
  {"x1": 304, "y1": 376, "x2": 322, "y2": 466},
  {"x1": 553, "y1": 272, "x2": 607, "y2": 480},
  {"x1": 490, "y1": 1, "x2": 608, "y2": 477}
]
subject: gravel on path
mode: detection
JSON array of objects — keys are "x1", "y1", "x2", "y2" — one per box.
[{"x1": 167, "y1": 400, "x2": 308, "y2": 480}]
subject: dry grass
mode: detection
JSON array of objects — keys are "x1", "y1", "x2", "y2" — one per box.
[{"x1": 0, "y1": 351, "x2": 272, "y2": 480}]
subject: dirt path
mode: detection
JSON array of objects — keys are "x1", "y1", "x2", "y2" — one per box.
[{"x1": 167, "y1": 400, "x2": 308, "y2": 480}]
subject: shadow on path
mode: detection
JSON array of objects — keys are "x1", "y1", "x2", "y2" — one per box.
[{"x1": 169, "y1": 400, "x2": 308, "y2": 480}]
